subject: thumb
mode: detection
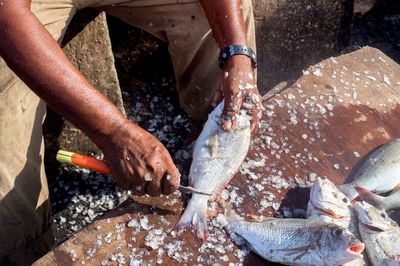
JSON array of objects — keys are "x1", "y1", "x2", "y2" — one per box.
[{"x1": 221, "y1": 91, "x2": 243, "y2": 131}]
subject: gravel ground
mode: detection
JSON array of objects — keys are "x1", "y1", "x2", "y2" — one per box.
[{"x1": 49, "y1": 3, "x2": 400, "y2": 245}]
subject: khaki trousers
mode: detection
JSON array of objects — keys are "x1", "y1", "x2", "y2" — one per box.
[{"x1": 0, "y1": 0, "x2": 255, "y2": 264}]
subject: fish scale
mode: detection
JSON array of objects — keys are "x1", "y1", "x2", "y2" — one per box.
[{"x1": 176, "y1": 101, "x2": 251, "y2": 240}]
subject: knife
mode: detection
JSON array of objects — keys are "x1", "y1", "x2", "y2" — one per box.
[{"x1": 56, "y1": 150, "x2": 211, "y2": 196}]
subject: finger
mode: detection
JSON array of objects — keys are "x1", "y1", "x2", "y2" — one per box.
[
  {"x1": 222, "y1": 91, "x2": 243, "y2": 131},
  {"x1": 145, "y1": 171, "x2": 163, "y2": 197},
  {"x1": 162, "y1": 168, "x2": 181, "y2": 195},
  {"x1": 212, "y1": 89, "x2": 224, "y2": 107},
  {"x1": 110, "y1": 161, "x2": 131, "y2": 190},
  {"x1": 243, "y1": 91, "x2": 262, "y2": 134},
  {"x1": 130, "y1": 168, "x2": 147, "y2": 196}
]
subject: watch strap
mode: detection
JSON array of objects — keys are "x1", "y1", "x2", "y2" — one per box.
[{"x1": 218, "y1": 45, "x2": 257, "y2": 69}]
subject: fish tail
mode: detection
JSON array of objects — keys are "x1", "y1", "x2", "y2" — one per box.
[
  {"x1": 338, "y1": 184, "x2": 359, "y2": 200},
  {"x1": 355, "y1": 186, "x2": 389, "y2": 210},
  {"x1": 175, "y1": 195, "x2": 209, "y2": 241}
]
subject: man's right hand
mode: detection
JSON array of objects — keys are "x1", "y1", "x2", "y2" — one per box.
[
  {"x1": 0, "y1": 2, "x2": 180, "y2": 197},
  {"x1": 99, "y1": 119, "x2": 181, "y2": 196}
]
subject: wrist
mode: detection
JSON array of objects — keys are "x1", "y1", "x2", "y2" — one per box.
[
  {"x1": 89, "y1": 115, "x2": 128, "y2": 150},
  {"x1": 223, "y1": 54, "x2": 253, "y2": 72},
  {"x1": 218, "y1": 45, "x2": 257, "y2": 69}
]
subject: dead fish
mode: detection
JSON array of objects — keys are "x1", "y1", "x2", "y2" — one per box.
[
  {"x1": 356, "y1": 186, "x2": 400, "y2": 211},
  {"x1": 176, "y1": 101, "x2": 251, "y2": 240},
  {"x1": 307, "y1": 178, "x2": 352, "y2": 228},
  {"x1": 307, "y1": 178, "x2": 366, "y2": 266},
  {"x1": 354, "y1": 201, "x2": 400, "y2": 265},
  {"x1": 217, "y1": 206, "x2": 365, "y2": 266},
  {"x1": 338, "y1": 139, "x2": 400, "y2": 200}
]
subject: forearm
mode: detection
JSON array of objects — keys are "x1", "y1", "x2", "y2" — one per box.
[
  {"x1": 0, "y1": 5, "x2": 128, "y2": 147},
  {"x1": 199, "y1": 0, "x2": 248, "y2": 48}
]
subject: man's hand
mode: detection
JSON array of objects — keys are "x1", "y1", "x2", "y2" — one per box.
[
  {"x1": 0, "y1": 1, "x2": 180, "y2": 196},
  {"x1": 221, "y1": 55, "x2": 262, "y2": 134},
  {"x1": 199, "y1": 0, "x2": 262, "y2": 134},
  {"x1": 99, "y1": 120, "x2": 180, "y2": 196}
]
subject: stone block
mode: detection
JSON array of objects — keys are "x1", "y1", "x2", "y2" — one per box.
[
  {"x1": 253, "y1": 0, "x2": 354, "y2": 94},
  {"x1": 44, "y1": 10, "x2": 124, "y2": 174}
]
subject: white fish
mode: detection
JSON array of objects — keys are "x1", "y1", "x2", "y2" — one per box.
[
  {"x1": 307, "y1": 178, "x2": 352, "y2": 228},
  {"x1": 217, "y1": 206, "x2": 365, "y2": 266},
  {"x1": 354, "y1": 201, "x2": 400, "y2": 265},
  {"x1": 339, "y1": 139, "x2": 400, "y2": 200},
  {"x1": 307, "y1": 178, "x2": 366, "y2": 266},
  {"x1": 176, "y1": 101, "x2": 251, "y2": 240},
  {"x1": 356, "y1": 186, "x2": 400, "y2": 211}
]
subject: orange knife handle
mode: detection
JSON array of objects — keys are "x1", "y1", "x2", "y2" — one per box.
[
  {"x1": 56, "y1": 150, "x2": 111, "y2": 174},
  {"x1": 71, "y1": 153, "x2": 111, "y2": 174}
]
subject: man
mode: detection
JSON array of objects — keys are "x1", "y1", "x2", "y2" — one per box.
[{"x1": 0, "y1": 0, "x2": 261, "y2": 264}]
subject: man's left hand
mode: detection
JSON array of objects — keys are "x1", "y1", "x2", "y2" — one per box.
[{"x1": 220, "y1": 55, "x2": 262, "y2": 135}]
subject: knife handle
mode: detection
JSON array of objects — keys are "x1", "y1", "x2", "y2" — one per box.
[{"x1": 56, "y1": 150, "x2": 111, "y2": 174}]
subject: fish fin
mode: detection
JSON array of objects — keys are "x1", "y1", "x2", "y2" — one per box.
[
  {"x1": 355, "y1": 186, "x2": 386, "y2": 210},
  {"x1": 175, "y1": 195, "x2": 209, "y2": 242},
  {"x1": 392, "y1": 182, "x2": 400, "y2": 192}
]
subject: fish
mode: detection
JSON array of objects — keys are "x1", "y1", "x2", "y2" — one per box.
[
  {"x1": 175, "y1": 101, "x2": 251, "y2": 240},
  {"x1": 356, "y1": 186, "x2": 400, "y2": 211},
  {"x1": 307, "y1": 178, "x2": 352, "y2": 228},
  {"x1": 307, "y1": 178, "x2": 366, "y2": 266},
  {"x1": 354, "y1": 201, "x2": 400, "y2": 265},
  {"x1": 338, "y1": 139, "x2": 400, "y2": 200},
  {"x1": 217, "y1": 206, "x2": 365, "y2": 266}
]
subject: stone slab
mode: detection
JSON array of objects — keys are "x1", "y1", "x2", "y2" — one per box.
[
  {"x1": 44, "y1": 10, "x2": 125, "y2": 175},
  {"x1": 36, "y1": 46, "x2": 400, "y2": 265}
]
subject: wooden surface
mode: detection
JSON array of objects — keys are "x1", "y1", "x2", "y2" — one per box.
[{"x1": 35, "y1": 46, "x2": 400, "y2": 266}]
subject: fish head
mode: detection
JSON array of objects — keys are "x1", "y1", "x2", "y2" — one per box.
[
  {"x1": 320, "y1": 224, "x2": 365, "y2": 264},
  {"x1": 309, "y1": 178, "x2": 351, "y2": 220},
  {"x1": 354, "y1": 201, "x2": 396, "y2": 232}
]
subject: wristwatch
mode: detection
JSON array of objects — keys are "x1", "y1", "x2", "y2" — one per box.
[{"x1": 218, "y1": 45, "x2": 257, "y2": 69}]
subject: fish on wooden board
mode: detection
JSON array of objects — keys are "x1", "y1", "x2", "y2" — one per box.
[
  {"x1": 307, "y1": 178, "x2": 366, "y2": 266},
  {"x1": 356, "y1": 186, "x2": 400, "y2": 211},
  {"x1": 217, "y1": 205, "x2": 365, "y2": 266},
  {"x1": 176, "y1": 101, "x2": 251, "y2": 240},
  {"x1": 307, "y1": 178, "x2": 352, "y2": 228},
  {"x1": 354, "y1": 201, "x2": 400, "y2": 266},
  {"x1": 339, "y1": 139, "x2": 400, "y2": 200}
]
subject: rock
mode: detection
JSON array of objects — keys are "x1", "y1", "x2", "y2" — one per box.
[
  {"x1": 44, "y1": 10, "x2": 125, "y2": 173},
  {"x1": 253, "y1": 0, "x2": 354, "y2": 94},
  {"x1": 354, "y1": 0, "x2": 375, "y2": 14}
]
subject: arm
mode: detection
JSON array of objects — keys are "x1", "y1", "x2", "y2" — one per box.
[
  {"x1": 200, "y1": 0, "x2": 262, "y2": 133},
  {"x1": 0, "y1": 0, "x2": 180, "y2": 196}
]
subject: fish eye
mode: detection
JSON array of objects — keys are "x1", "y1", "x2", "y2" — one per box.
[
  {"x1": 342, "y1": 198, "x2": 348, "y2": 203},
  {"x1": 333, "y1": 228, "x2": 344, "y2": 237},
  {"x1": 380, "y1": 212, "x2": 387, "y2": 219}
]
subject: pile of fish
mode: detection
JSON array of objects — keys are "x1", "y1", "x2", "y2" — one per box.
[{"x1": 177, "y1": 101, "x2": 400, "y2": 266}]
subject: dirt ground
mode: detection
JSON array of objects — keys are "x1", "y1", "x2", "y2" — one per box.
[{"x1": 47, "y1": 0, "x2": 400, "y2": 247}]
